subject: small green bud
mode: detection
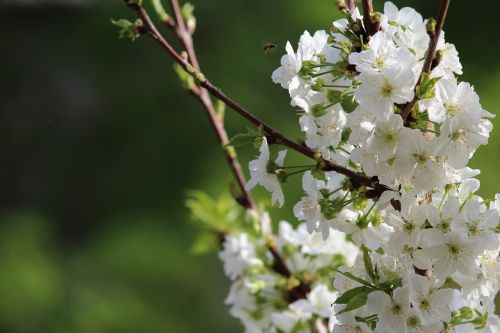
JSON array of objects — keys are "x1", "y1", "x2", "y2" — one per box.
[
  {"x1": 182, "y1": 3, "x2": 197, "y2": 32},
  {"x1": 246, "y1": 279, "x2": 267, "y2": 294},
  {"x1": 371, "y1": 211, "x2": 383, "y2": 226},
  {"x1": 152, "y1": 0, "x2": 171, "y2": 22},
  {"x1": 215, "y1": 99, "x2": 225, "y2": 119},
  {"x1": 173, "y1": 63, "x2": 195, "y2": 90},
  {"x1": 286, "y1": 276, "x2": 301, "y2": 289},
  {"x1": 444, "y1": 183, "x2": 455, "y2": 192},
  {"x1": 435, "y1": 49, "x2": 444, "y2": 64},
  {"x1": 371, "y1": 12, "x2": 382, "y2": 24},
  {"x1": 353, "y1": 196, "x2": 368, "y2": 211},
  {"x1": 426, "y1": 18, "x2": 437, "y2": 35},
  {"x1": 356, "y1": 215, "x2": 370, "y2": 229}
]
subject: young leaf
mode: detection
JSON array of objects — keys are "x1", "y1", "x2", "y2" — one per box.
[
  {"x1": 227, "y1": 132, "x2": 260, "y2": 148},
  {"x1": 338, "y1": 289, "x2": 370, "y2": 314},
  {"x1": 190, "y1": 232, "x2": 218, "y2": 255},
  {"x1": 226, "y1": 128, "x2": 263, "y2": 148},
  {"x1": 335, "y1": 270, "x2": 374, "y2": 287},
  {"x1": 111, "y1": 18, "x2": 143, "y2": 41},
  {"x1": 335, "y1": 286, "x2": 372, "y2": 304},
  {"x1": 362, "y1": 245, "x2": 375, "y2": 281}
]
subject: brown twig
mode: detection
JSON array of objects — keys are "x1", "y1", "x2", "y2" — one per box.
[
  {"x1": 401, "y1": 0, "x2": 452, "y2": 123},
  {"x1": 132, "y1": 0, "x2": 301, "y2": 286},
  {"x1": 361, "y1": 0, "x2": 377, "y2": 35},
  {"x1": 162, "y1": 1, "x2": 308, "y2": 293},
  {"x1": 146, "y1": 1, "x2": 257, "y2": 210},
  {"x1": 125, "y1": 3, "x2": 390, "y2": 197},
  {"x1": 122, "y1": 0, "x2": 386, "y2": 311}
]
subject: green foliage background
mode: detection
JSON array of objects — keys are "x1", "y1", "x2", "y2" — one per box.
[{"x1": 0, "y1": 0, "x2": 499, "y2": 332}]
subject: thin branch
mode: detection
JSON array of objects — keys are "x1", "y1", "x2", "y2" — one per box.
[
  {"x1": 169, "y1": 0, "x2": 199, "y2": 69},
  {"x1": 401, "y1": 0, "x2": 451, "y2": 122},
  {"x1": 421, "y1": 0, "x2": 451, "y2": 75},
  {"x1": 361, "y1": 0, "x2": 375, "y2": 35},
  {"x1": 159, "y1": 1, "x2": 307, "y2": 291},
  {"x1": 122, "y1": 0, "x2": 382, "y2": 307},
  {"x1": 151, "y1": 1, "x2": 256, "y2": 210},
  {"x1": 125, "y1": 3, "x2": 389, "y2": 196},
  {"x1": 143, "y1": 0, "x2": 257, "y2": 209}
]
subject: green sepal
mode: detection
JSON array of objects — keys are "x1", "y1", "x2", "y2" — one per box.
[{"x1": 416, "y1": 73, "x2": 441, "y2": 100}]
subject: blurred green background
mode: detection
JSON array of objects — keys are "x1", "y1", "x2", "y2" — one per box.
[{"x1": 0, "y1": 0, "x2": 498, "y2": 332}]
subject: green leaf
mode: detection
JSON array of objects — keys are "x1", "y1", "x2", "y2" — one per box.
[
  {"x1": 493, "y1": 222, "x2": 500, "y2": 234},
  {"x1": 362, "y1": 246, "x2": 375, "y2": 281},
  {"x1": 226, "y1": 128, "x2": 263, "y2": 149},
  {"x1": 335, "y1": 270, "x2": 374, "y2": 287},
  {"x1": 340, "y1": 96, "x2": 358, "y2": 113},
  {"x1": 335, "y1": 286, "x2": 372, "y2": 304},
  {"x1": 441, "y1": 276, "x2": 462, "y2": 290},
  {"x1": 227, "y1": 132, "x2": 260, "y2": 148},
  {"x1": 185, "y1": 190, "x2": 243, "y2": 233},
  {"x1": 340, "y1": 127, "x2": 352, "y2": 145},
  {"x1": 190, "y1": 232, "x2": 218, "y2": 255},
  {"x1": 417, "y1": 73, "x2": 441, "y2": 99},
  {"x1": 312, "y1": 168, "x2": 327, "y2": 182},
  {"x1": 338, "y1": 289, "x2": 370, "y2": 314}
]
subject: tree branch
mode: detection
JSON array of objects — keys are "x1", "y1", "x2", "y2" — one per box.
[
  {"x1": 361, "y1": 0, "x2": 377, "y2": 35},
  {"x1": 401, "y1": 0, "x2": 451, "y2": 122},
  {"x1": 125, "y1": 2, "x2": 390, "y2": 196},
  {"x1": 140, "y1": 1, "x2": 256, "y2": 210}
]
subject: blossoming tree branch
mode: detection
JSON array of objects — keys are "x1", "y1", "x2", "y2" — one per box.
[{"x1": 115, "y1": 0, "x2": 500, "y2": 332}]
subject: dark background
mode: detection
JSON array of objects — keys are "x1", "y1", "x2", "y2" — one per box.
[{"x1": 0, "y1": 0, "x2": 499, "y2": 332}]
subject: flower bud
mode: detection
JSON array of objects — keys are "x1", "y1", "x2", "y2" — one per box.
[
  {"x1": 370, "y1": 12, "x2": 382, "y2": 24},
  {"x1": 426, "y1": 18, "x2": 437, "y2": 35}
]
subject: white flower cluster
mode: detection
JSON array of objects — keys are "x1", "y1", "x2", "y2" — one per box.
[
  {"x1": 238, "y1": 2, "x2": 500, "y2": 332},
  {"x1": 219, "y1": 216, "x2": 359, "y2": 333}
]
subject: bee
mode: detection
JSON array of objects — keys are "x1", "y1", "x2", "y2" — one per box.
[{"x1": 262, "y1": 42, "x2": 277, "y2": 54}]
